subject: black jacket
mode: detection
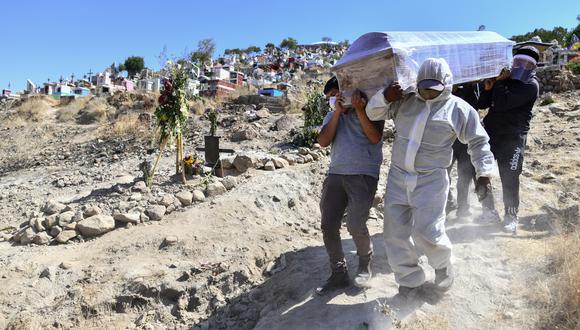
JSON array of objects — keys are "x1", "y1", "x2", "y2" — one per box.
[{"x1": 477, "y1": 78, "x2": 539, "y2": 137}]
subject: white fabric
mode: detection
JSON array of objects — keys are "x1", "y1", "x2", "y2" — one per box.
[{"x1": 366, "y1": 58, "x2": 494, "y2": 288}]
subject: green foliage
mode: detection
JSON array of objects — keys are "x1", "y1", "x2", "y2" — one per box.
[
  {"x1": 207, "y1": 109, "x2": 218, "y2": 136},
  {"x1": 511, "y1": 25, "x2": 580, "y2": 47},
  {"x1": 294, "y1": 90, "x2": 330, "y2": 147},
  {"x1": 265, "y1": 43, "x2": 275, "y2": 49},
  {"x1": 339, "y1": 39, "x2": 350, "y2": 48},
  {"x1": 322, "y1": 36, "x2": 332, "y2": 42},
  {"x1": 123, "y1": 56, "x2": 145, "y2": 77},
  {"x1": 566, "y1": 58, "x2": 580, "y2": 74},
  {"x1": 245, "y1": 45, "x2": 261, "y2": 54},
  {"x1": 540, "y1": 95, "x2": 555, "y2": 106},
  {"x1": 280, "y1": 37, "x2": 298, "y2": 50},
  {"x1": 190, "y1": 38, "x2": 216, "y2": 66},
  {"x1": 154, "y1": 63, "x2": 189, "y2": 143}
]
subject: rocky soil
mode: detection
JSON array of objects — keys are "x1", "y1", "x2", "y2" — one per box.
[{"x1": 0, "y1": 89, "x2": 578, "y2": 329}]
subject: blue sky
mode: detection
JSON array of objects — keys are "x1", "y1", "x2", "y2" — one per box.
[{"x1": 1, "y1": 0, "x2": 577, "y2": 90}]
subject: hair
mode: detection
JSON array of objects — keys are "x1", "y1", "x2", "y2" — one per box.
[
  {"x1": 323, "y1": 76, "x2": 339, "y2": 95},
  {"x1": 515, "y1": 46, "x2": 540, "y2": 62}
]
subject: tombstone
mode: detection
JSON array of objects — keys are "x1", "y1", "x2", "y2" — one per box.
[{"x1": 26, "y1": 80, "x2": 36, "y2": 94}]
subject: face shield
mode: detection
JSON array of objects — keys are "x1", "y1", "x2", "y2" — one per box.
[
  {"x1": 511, "y1": 54, "x2": 537, "y2": 82},
  {"x1": 328, "y1": 96, "x2": 337, "y2": 109}
]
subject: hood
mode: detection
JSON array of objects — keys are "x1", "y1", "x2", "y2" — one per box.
[{"x1": 416, "y1": 58, "x2": 454, "y2": 103}]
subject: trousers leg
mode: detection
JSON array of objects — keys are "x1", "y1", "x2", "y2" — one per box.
[
  {"x1": 495, "y1": 135, "x2": 526, "y2": 216},
  {"x1": 320, "y1": 175, "x2": 348, "y2": 271},
  {"x1": 344, "y1": 175, "x2": 378, "y2": 258}
]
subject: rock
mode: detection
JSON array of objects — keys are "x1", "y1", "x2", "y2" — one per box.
[
  {"x1": 272, "y1": 157, "x2": 289, "y2": 169},
  {"x1": 255, "y1": 109, "x2": 270, "y2": 119},
  {"x1": 312, "y1": 143, "x2": 321, "y2": 150},
  {"x1": 160, "y1": 194, "x2": 176, "y2": 207},
  {"x1": 221, "y1": 156, "x2": 235, "y2": 170},
  {"x1": 192, "y1": 190, "x2": 206, "y2": 202},
  {"x1": 39, "y1": 267, "x2": 55, "y2": 280},
  {"x1": 233, "y1": 154, "x2": 257, "y2": 173},
  {"x1": 43, "y1": 201, "x2": 66, "y2": 215},
  {"x1": 162, "y1": 236, "x2": 178, "y2": 247},
  {"x1": 32, "y1": 232, "x2": 51, "y2": 245},
  {"x1": 133, "y1": 181, "x2": 149, "y2": 193},
  {"x1": 288, "y1": 198, "x2": 296, "y2": 208},
  {"x1": 63, "y1": 222, "x2": 77, "y2": 230},
  {"x1": 77, "y1": 215, "x2": 115, "y2": 237},
  {"x1": 57, "y1": 211, "x2": 75, "y2": 227},
  {"x1": 206, "y1": 182, "x2": 227, "y2": 197},
  {"x1": 298, "y1": 147, "x2": 309, "y2": 155},
  {"x1": 231, "y1": 127, "x2": 258, "y2": 142},
  {"x1": 44, "y1": 214, "x2": 58, "y2": 229},
  {"x1": 49, "y1": 226, "x2": 62, "y2": 238},
  {"x1": 263, "y1": 161, "x2": 276, "y2": 171},
  {"x1": 274, "y1": 115, "x2": 298, "y2": 131},
  {"x1": 539, "y1": 172, "x2": 557, "y2": 183},
  {"x1": 72, "y1": 211, "x2": 84, "y2": 222},
  {"x1": 140, "y1": 212, "x2": 150, "y2": 223},
  {"x1": 114, "y1": 213, "x2": 140, "y2": 224},
  {"x1": 302, "y1": 154, "x2": 314, "y2": 163},
  {"x1": 221, "y1": 177, "x2": 237, "y2": 190},
  {"x1": 55, "y1": 230, "x2": 77, "y2": 243},
  {"x1": 83, "y1": 205, "x2": 102, "y2": 218},
  {"x1": 20, "y1": 227, "x2": 36, "y2": 245},
  {"x1": 175, "y1": 191, "x2": 193, "y2": 206},
  {"x1": 146, "y1": 205, "x2": 166, "y2": 221},
  {"x1": 31, "y1": 217, "x2": 45, "y2": 232},
  {"x1": 309, "y1": 151, "x2": 320, "y2": 161},
  {"x1": 281, "y1": 154, "x2": 297, "y2": 165},
  {"x1": 59, "y1": 262, "x2": 73, "y2": 270}
]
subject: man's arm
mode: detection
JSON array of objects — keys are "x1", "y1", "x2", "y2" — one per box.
[
  {"x1": 352, "y1": 90, "x2": 384, "y2": 144},
  {"x1": 455, "y1": 105, "x2": 494, "y2": 179},
  {"x1": 490, "y1": 80, "x2": 539, "y2": 112},
  {"x1": 317, "y1": 94, "x2": 346, "y2": 147},
  {"x1": 365, "y1": 82, "x2": 404, "y2": 121}
]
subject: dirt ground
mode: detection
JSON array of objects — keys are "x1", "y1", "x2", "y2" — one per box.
[{"x1": 0, "y1": 90, "x2": 578, "y2": 330}]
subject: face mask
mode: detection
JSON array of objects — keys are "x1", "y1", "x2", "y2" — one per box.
[
  {"x1": 511, "y1": 54, "x2": 536, "y2": 82},
  {"x1": 328, "y1": 96, "x2": 336, "y2": 109}
]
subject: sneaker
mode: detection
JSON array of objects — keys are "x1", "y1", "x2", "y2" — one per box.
[
  {"x1": 477, "y1": 208, "x2": 501, "y2": 223},
  {"x1": 434, "y1": 266, "x2": 454, "y2": 291},
  {"x1": 354, "y1": 255, "x2": 372, "y2": 288},
  {"x1": 316, "y1": 271, "x2": 350, "y2": 295},
  {"x1": 503, "y1": 215, "x2": 518, "y2": 235}
]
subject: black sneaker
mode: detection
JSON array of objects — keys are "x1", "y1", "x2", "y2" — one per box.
[
  {"x1": 434, "y1": 266, "x2": 454, "y2": 291},
  {"x1": 316, "y1": 271, "x2": 350, "y2": 295},
  {"x1": 354, "y1": 255, "x2": 372, "y2": 288}
]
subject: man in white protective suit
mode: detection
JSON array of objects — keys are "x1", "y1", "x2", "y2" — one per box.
[{"x1": 365, "y1": 58, "x2": 495, "y2": 295}]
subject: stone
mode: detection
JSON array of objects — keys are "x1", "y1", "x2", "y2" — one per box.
[
  {"x1": 233, "y1": 155, "x2": 257, "y2": 173},
  {"x1": 274, "y1": 115, "x2": 298, "y2": 131},
  {"x1": 539, "y1": 172, "x2": 557, "y2": 183},
  {"x1": 57, "y1": 211, "x2": 75, "y2": 227},
  {"x1": 39, "y1": 267, "x2": 55, "y2": 280},
  {"x1": 231, "y1": 127, "x2": 258, "y2": 142},
  {"x1": 55, "y1": 230, "x2": 77, "y2": 243},
  {"x1": 288, "y1": 198, "x2": 296, "y2": 208},
  {"x1": 140, "y1": 212, "x2": 150, "y2": 222},
  {"x1": 221, "y1": 156, "x2": 235, "y2": 170},
  {"x1": 298, "y1": 147, "x2": 309, "y2": 155},
  {"x1": 49, "y1": 226, "x2": 62, "y2": 238},
  {"x1": 77, "y1": 215, "x2": 115, "y2": 237},
  {"x1": 272, "y1": 157, "x2": 289, "y2": 169},
  {"x1": 281, "y1": 154, "x2": 297, "y2": 165},
  {"x1": 20, "y1": 227, "x2": 36, "y2": 245},
  {"x1": 160, "y1": 194, "x2": 176, "y2": 207},
  {"x1": 83, "y1": 205, "x2": 102, "y2": 218},
  {"x1": 206, "y1": 182, "x2": 227, "y2": 197},
  {"x1": 263, "y1": 161, "x2": 276, "y2": 171},
  {"x1": 59, "y1": 262, "x2": 73, "y2": 270},
  {"x1": 72, "y1": 211, "x2": 84, "y2": 222},
  {"x1": 63, "y1": 222, "x2": 77, "y2": 230},
  {"x1": 133, "y1": 181, "x2": 149, "y2": 193},
  {"x1": 146, "y1": 205, "x2": 166, "y2": 221},
  {"x1": 175, "y1": 191, "x2": 193, "y2": 206},
  {"x1": 255, "y1": 109, "x2": 270, "y2": 119},
  {"x1": 114, "y1": 213, "x2": 140, "y2": 224},
  {"x1": 312, "y1": 143, "x2": 321, "y2": 150},
  {"x1": 221, "y1": 177, "x2": 237, "y2": 190},
  {"x1": 163, "y1": 236, "x2": 178, "y2": 247},
  {"x1": 44, "y1": 214, "x2": 58, "y2": 229},
  {"x1": 192, "y1": 190, "x2": 206, "y2": 202},
  {"x1": 302, "y1": 154, "x2": 314, "y2": 163},
  {"x1": 31, "y1": 217, "x2": 45, "y2": 232},
  {"x1": 309, "y1": 151, "x2": 320, "y2": 161},
  {"x1": 32, "y1": 232, "x2": 51, "y2": 245},
  {"x1": 43, "y1": 201, "x2": 66, "y2": 215}
]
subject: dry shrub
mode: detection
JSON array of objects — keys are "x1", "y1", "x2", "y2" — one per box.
[
  {"x1": 535, "y1": 230, "x2": 580, "y2": 330},
  {"x1": 14, "y1": 98, "x2": 51, "y2": 122},
  {"x1": 78, "y1": 98, "x2": 112, "y2": 124},
  {"x1": 56, "y1": 96, "x2": 93, "y2": 122},
  {"x1": 111, "y1": 114, "x2": 145, "y2": 137}
]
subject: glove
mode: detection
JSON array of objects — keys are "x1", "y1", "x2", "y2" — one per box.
[{"x1": 475, "y1": 177, "x2": 492, "y2": 201}]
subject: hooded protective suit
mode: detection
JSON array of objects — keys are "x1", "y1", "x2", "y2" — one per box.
[{"x1": 366, "y1": 58, "x2": 494, "y2": 288}]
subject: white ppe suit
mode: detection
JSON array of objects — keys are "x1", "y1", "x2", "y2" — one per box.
[{"x1": 366, "y1": 58, "x2": 494, "y2": 288}]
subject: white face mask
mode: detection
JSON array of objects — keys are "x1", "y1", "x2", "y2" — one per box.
[{"x1": 328, "y1": 96, "x2": 337, "y2": 109}]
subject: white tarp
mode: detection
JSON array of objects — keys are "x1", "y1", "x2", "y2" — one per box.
[{"x1": 331, "y1": 31, "x2": 514, "y2": 101}]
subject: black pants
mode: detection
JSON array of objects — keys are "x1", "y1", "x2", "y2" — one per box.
[
  {"x1": 448, "y1": 140, "x2": 495, "y2": 211},
  {"x1": 489, "y1": 134, "x2": 527, "y2": 216}
]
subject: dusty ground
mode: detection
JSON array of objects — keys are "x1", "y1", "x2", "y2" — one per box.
[{"x1": 0, "y1": 90, "x2": 578, "y2": 330}]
